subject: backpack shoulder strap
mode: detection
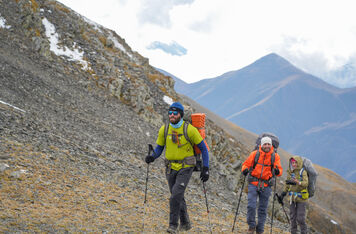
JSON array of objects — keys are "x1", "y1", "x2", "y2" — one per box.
[
  {"x1": 270, "y1": 151, "x2": 275, "y2": 171},
  {"x1": 252, "y1": 150, "x2": 275, "y2": 170},
  {"x1": 252, "y1": 150, "x2": 260, "y2": 170},
  {"x1": 183, "y1": 121, "x2": 192, "y2": 146},
  {"x1": 300, "y1": 167, "x2": 304, "y2": 181},
  {"x1": 164, "y1": 122, "x2": 169, "y2": 146}
]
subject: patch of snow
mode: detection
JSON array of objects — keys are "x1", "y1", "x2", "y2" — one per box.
[
  {"x1": 42, "y1": 17, "x2": 91, "y2": 71},
  {"x1": 163, "y1": 95, "x2": 173, "y2": 105},
  {"x1": 0, "y1": 14, "x2": 11, "y2": 29},
  {"x1": 0, "y1": 100, "x2": 26, "y2": 112},
  {"x1": 145, "y1": 132, "x2": 150, "y2": 137},
  {"x1": 78, "y1": 13, "x2": 103, "y2": 33},
  {"x1": 331, "y1": 219, "x2": 338, "y2": 225},
  {"x1": 40, "y1": 8, "x2": 44, "y2": 12},
  {"x1": 108, "y1": 32, "x2": 133, "y2": 59},
  {"x1": 229, "y1": 138, "x2": 235, "y2": 142},
  {"x1": 195, "y1": 87, "x2": 213, "y2": 100},
  {"x1": 305, "y1": 113, "x2": 356, "y2": 135}
]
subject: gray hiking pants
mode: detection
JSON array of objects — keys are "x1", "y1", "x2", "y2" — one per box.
[
  {"x1": 290, "y1": 201, "x2": 307, "y2": 234},
  {"x1": 247, "y1": 183, "x2": 272, "y2": 233},
  {"x1": 166, "y1": 167, "x2": 194, "y2": 228}
]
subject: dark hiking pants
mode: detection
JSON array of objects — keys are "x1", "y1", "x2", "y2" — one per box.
[
  {"x1": 247, "y1": 183, "x2": 272, "y2": 233},
  {"x1": 166, "y1": 167, "x2": 194, "y2": 228},
  {"x1": 290, "y1": 201, "x2": 307, "y2": 234}
]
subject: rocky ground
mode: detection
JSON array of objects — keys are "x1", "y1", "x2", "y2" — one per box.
[
  {"x1": 1, "y1": 0, "x2": 347, "y2": 233},
  {"x1": 0, "y1": 106, "x2": 290, "y2": 233}
]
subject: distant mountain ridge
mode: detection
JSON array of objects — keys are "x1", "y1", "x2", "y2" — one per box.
[
  {"x1": 170, "y1": 53, "x2": 356, "y2": 182},
  {"x1": 1, "y1": 1, "x2": 353, "y2": 232}
]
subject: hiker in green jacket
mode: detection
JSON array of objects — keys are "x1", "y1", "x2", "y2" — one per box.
[
  {"x1": 278, "y1": 156, "x2": 309, "y2": 234},
  {"x1": 145, "y1": 102, "x2": 209, "y2": 234}
]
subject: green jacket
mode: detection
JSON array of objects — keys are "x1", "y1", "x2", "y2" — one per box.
[
  {"x1": 156, "y1": 121, "x2": 203, "y2": 171},
  {"x1": 283, "y1": 156, "x2": 309, "y2": 203}
]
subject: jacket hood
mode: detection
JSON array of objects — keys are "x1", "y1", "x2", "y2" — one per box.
[{"x1": 289, "y1": 155, "x2": 303, "y2": 171}]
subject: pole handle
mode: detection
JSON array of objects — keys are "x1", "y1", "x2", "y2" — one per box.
[{"x1": 144, "y1": 144, "x2": 154, "y2": 204}]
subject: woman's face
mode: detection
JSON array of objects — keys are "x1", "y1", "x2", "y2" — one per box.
[{"x1": 291, "y1": 160, "x2": 298, "y2": 169}]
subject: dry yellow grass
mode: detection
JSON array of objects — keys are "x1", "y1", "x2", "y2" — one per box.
[{"x1": 0, "y1": 138, "x2": 290, "y2": 233}]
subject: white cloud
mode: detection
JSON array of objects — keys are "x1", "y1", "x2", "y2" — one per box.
[
  {"x1": 57, "y1": 0, "x2": 356, "y2": 87},
  {"x1": 138, "y1": 0, "x2": 195, "y2": 27},
  {"x1": 147, "y1": 41, "x2": 187, "y2": 56}
]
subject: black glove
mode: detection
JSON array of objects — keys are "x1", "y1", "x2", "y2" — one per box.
[
  {"x1": 145, "y1": 155, "x2": 155, "y2": 164},
  {"x1": 242, "y1": 168, "x2": 249, "y2": 176},
  {"x1": 286, "y1": 179, "x2": 297, "y2": 185},
  {"x1": 273, "y1": 167, "x2": 280, "y2": 176},
  {"x1": 200, "y1": 166, "x2": 209, "y2": 182},
  {"x1": 276, "y1": 192, "x2": 287, "y2": 205}
]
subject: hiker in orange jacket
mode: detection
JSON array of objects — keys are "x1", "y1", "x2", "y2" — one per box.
[{"x1": 241, "y1": 137, "x2": 283, "y2": 234}]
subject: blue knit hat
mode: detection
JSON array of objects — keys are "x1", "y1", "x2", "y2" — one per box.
[{"x1": 169, "y1": 102, "x2": 184, "y2": 117}]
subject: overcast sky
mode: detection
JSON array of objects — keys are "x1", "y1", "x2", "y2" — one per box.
[{"x1": 57, "y1": 0, "x2": 356, "y2": 88}]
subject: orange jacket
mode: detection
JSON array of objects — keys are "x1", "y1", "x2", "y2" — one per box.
[{"x1": 242, "y1": 146, "x2": 283, "y2": 187}]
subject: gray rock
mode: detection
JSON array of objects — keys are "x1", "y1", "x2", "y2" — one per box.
[
  {"x1": 10, "y1": 169, "x2": 27, "y2": 179},
  {"x1": 0, "y1": 163, "x2": 10, "y2": 173}
]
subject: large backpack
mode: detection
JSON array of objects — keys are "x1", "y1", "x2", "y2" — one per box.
[
  {"x1": 299, "y1": 157, "x2": 318, "y2": 198},
  {"x1": 163, "y1": 113, "x2": 209, "y2": 171},
  {"x1": 252, "y1": 132, "x2": 280, "y2": 172},
  {"x1": 254, "y1": 132, "x2": 280, "y2": 151}
]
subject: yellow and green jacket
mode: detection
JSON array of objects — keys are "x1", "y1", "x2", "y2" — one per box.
[
  {"x1": 283, "y1": 156, "x2": 309, "y2": 203},
  {"x1": 156, "y1": 121, "x2": 203, "y2": 171}
]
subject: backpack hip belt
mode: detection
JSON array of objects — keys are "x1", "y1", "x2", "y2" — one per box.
[
  {"x1": 248, "y1": 175, "x2": 273, "y2": 187},
  {"x1": 164, "y1": 156, "x2": 196, "y2": 174},
  {"x1": 288, "y1": 191, "x2": 302, "y2": 197},
  {"x1": 164, "y1": 120, "x2": 207, "y2": 172},
  {"x1": 288, "y1": 190, "x2": 309, "y2": 200}
]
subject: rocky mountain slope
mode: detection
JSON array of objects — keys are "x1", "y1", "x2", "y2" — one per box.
[
  {"x1": 0, "y1": 0, "x2": 285, "y2": 233},
  {"x1": 172, "y1": 54, "x2": 356, "y2": 182},
  {"x1": 0, "y1": 0, "x2": 354, "y2": 233}
]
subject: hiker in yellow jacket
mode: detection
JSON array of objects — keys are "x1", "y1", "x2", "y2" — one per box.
[
  {"x1": 145, "y1": 102, "x2": 209, "y2": 234},
  {"x1": 278, "y1": 156, "x2": 309, "y2": 234}
]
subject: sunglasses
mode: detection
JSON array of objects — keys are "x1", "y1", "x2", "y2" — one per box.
[{"x1": 168, "y1": 110, "x2": 179, "y2": 116}]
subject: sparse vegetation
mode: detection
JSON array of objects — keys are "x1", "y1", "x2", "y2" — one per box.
[
  {"x1": 1, "y1": 138, "x2": 289, "y2": 233},
  {"x1": 1, "y1": 0, "x2": 354, "y2": 233},
  {"x1": 29, "y1": 0, "x2": 39, "y2": 12}
]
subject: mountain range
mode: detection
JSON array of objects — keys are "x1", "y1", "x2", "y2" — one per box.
[
  {"x1": 1, "y1": 0, "x2": 355, "y2": 233},
  {"x1": 164, "y1": 53, "x2": 356, "y2": 182}
]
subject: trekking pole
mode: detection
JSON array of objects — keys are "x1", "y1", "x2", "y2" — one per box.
[
  {"x1": 232, "y1": 174, "x2": 246, "y2": 233},
  {"x1": 202, "y1": 181, "x2": 213, "y2": 234},
  {"x1": 142, "y1": 144, "x2": 154, "y2": 232},
  {"x1": 270, "y1": 175, "x2": 277, "y2": 234},
  {"x1": 275, "y1": 193, "x2": 290, "y2": 223}
]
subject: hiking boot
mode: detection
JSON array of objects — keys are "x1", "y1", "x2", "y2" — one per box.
[
  {"x1": 167, "y1": 225, "x2": 178, "y2": 234},
  {"x1": 179, "y1": 222, "x2": 192, "y2": 231},
  {"x1": 247, "y1": 226, "x2": 255, "y2": 234}
]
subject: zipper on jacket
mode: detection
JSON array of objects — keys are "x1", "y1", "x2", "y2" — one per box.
[{"x1": 257, "y1": 152, "x2": 266, "y2": 189}]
